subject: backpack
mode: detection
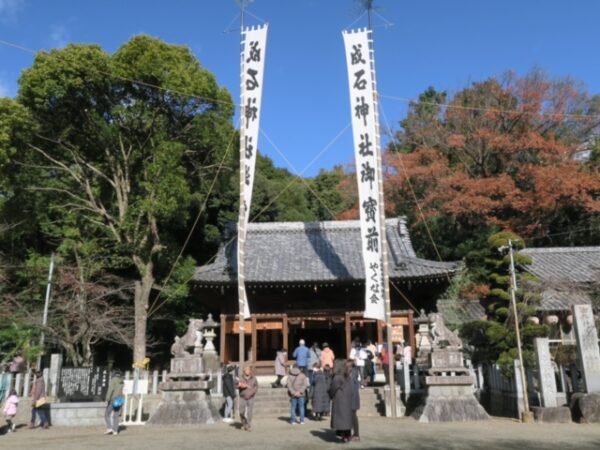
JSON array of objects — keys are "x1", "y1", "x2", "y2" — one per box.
[{"x1": 112, "y1": 395, "x2": 125, "y2": 409}]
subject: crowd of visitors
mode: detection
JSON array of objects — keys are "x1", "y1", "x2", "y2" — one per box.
[{"x1": 1, "y1": 337, "x2": 412, "y2": 443}]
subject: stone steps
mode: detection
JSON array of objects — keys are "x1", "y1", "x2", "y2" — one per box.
[{"x1": 251, "y1": 386, "x2": 386, "y2": 417}]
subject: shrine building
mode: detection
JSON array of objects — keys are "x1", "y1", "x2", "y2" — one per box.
[{"x1": 193, "y1": 217, "x2": 460, "y2": 374}]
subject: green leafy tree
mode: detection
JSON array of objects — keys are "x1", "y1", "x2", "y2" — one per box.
[
  {"x1": 7, "y1": 36, "x2": 236, "y2": 362},
  {"x1": 308, "y1": 166, "x2": 352, "y2": 220},
  {"x1": 460, "y1": 231, "x2": 547, "y2": 374}
]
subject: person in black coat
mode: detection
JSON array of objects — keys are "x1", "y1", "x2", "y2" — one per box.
[
  {"x1": 329, "y1": 360, "x2": 356, "y2": 443},
  {"x1": 311, "y1": 363, "x2": 331, "y2": 420},
  {"x1": 349, "y1": 362, "x2": 361, "y2": 441},
  {"x1": 222, "y1": 365, "x2": 236, "y2": 423}
]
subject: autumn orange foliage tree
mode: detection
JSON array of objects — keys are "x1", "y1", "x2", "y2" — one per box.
[{"x1": 377, "y1": 70, "x2": 600, "y2": 265}]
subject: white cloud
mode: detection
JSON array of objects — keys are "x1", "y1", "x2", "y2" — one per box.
[
  {"x1": 0, "y1": 0, "x2": 24, "y2": 23},
  {"x1": 50, "y1": 24, "x2": 69, "y2": 48}
]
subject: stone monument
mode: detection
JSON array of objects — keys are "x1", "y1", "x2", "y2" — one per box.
[
  {"x1": 535, "y1": 337, "x2": 558, "y2": 407},
  {"x1": 412, "y1": 313, "x2": 490, "y2": 423},
  {"x1": 570, "y1": 304, "x2": 600, "y2": 423},
  {"x1": 148, "y1": 316, "x2": 220, "y2": 426},
  {"x1": 531, "y1": 337, "x2": 571, "y2": 423},
  {"x1": 573, "y1": 304, "x2": 600, "y2": 393}
]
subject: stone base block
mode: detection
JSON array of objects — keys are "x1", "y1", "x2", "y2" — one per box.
[
  {"x1": 412, "y1": 384, "x2": 490, "y2": 423},
  {"x1": 571, "y1": 392, "x2": 600, "y2": 423},
  {"x1": 49, "y1": 402, "x2": 105, "y2": 426},
  {"x1": 202, "y1": 352, "x2": 220, "y2": 373},
  {"x1": 532, "y1": 406, "x2": 571, "y2": 423},
  {"x1": 383, "y1": 386, "x2": 405, "y2": 418},
  {"x1": 170, "y1": 356, "x2": 204, "y2": 374},
  {"x1": 147, "y1": 390, "x2": 219, "y2": 426}
]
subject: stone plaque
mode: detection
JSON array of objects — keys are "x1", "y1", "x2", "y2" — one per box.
[
  {"x1": 58, "y1": 366, "x2": 110, "y2": 402},
  {"x1": 430, "y1": 350, "x2": 462, "y2": 369},
  {"x1": 573, "y1": 305, "x2": 600, "y2": 393},
  {"x1": 534, "y1": 338, "x2": 557, "y2": 407}
]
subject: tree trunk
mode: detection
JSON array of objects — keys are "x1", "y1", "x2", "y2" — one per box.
[{"x1": 133, "y1": 262, "x2": 154, "y2": 363}]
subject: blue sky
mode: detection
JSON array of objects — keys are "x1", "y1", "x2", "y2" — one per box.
[{"x1": 1, "y1": 0, "x2": 600, "y2": 176}]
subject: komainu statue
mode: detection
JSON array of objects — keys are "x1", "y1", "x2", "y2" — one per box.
[{"x1": 429, "y1": 312, "x2": 463, "y2": 350}]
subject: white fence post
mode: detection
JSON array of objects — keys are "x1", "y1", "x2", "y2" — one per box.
[
  {"x1": 23, "y1": 369, "x2": 31, "y2": 398},
  {"x1": 403, "y1": 360, "x2": 411, "y2": 395},
  {"x1": 42, "y1": 368, "x2": 50, "y2": 395},
  {"x1": 15, "y1": 373, "x2": 22, "y2": 396},
  {"x1": 152, "y1": 370, "x2": 159, "y2": 395}
]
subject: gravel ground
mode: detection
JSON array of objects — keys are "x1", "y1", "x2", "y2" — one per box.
[{"x1": 2, "y1": 416, "x2": 599, "y2": 450}]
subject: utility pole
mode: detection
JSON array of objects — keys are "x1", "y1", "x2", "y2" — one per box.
[
  {"x1": 507, "y1": 239, "x2": 532, "y2": 423},
  {"x1": 37, "y1": 253, "x2": 55, "y2": 370}
]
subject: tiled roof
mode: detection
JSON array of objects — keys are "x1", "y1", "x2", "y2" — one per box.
[
  {"x1": 537, "y1": 289, "x2": 592, "y2": 312},
  {"x1": 194, "y1": 217, "x2": 461, "y2": 285},
  {"x1": 436, "y1": 299, "x2": 486, "y2": 329},
  {"x1": 520, "y1": 247, "x2": 600, "y2": 284},
  {"x1": 520, "y1": 246, "x2": 600, "y2": 311}
]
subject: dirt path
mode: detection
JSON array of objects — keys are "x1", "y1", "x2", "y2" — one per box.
[{"x1": 2, "y1": 416, "x2": 599, "y2": 449}]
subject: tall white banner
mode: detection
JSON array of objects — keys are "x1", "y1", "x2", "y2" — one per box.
[
  {"x1": 238, "y1": 24, "x2": 268, "y2": 318},
  {"x1": 343, "y1": 29, "x2": 385, "y2": 321}
]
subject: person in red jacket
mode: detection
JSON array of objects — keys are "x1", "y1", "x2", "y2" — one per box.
[{"x1": 380, "y1": 343, "x2": 390, "y2": 385}]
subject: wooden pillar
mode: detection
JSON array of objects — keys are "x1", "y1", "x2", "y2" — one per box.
[
  {"x1": 408, "y1": 310, "x2": 415, "y2": 350},
  {"x1": 345, "y1": 312, "x2": 351, "y2": 358},
  {"x1": 377, "y1": 319, "x2": 384, "y2": 344},
  {"x1": 251, "y1": 315, "x2": 257, "y2": 363},
  {"x1": 220, "y1": 314, "x2": 226, "y2": 363},
  {"x1": 283, "y1": 314, "x2": 289, "y2": 353}
]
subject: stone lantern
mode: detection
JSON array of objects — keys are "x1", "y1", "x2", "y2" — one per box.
[{"x1": 203, "y1": 313, "x2": 219, "y2": 353}]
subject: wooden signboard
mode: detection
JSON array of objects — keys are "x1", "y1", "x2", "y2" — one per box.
[{"x1": 226, "y1": 319, "x2": 253, "y2": 334}]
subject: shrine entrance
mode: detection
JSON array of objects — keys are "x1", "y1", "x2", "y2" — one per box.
[
  {"x1": 288, "y1": 316, "x2": 346, "y2": 362},
  {"x1": 219, "y1": 310, "x2": 414, "y2": 375}
]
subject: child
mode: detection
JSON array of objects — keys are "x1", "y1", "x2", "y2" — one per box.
[
  {"x1": 3, "y1": 389, "x2": 18, "y2": 433},
  {"x1": 222, "y1": 365, "x2": 235, "y2": 423}
]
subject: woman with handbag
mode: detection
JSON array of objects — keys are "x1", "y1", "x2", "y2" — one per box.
[
  {"x1": 29, "y1": 371, "x2": 48, "y2": 429},
  {"x1": 104, "y1": 370, "x2": 124, "y2": 435}
]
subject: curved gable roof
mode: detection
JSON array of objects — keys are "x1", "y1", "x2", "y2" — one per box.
[{"x1": 194, "y1": 217, "x2": 460, "y2": 285}]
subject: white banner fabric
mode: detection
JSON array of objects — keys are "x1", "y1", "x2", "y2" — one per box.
[
  {"x1": 343, "y1": 29, "x2": 385, "y2": 321},
  {"x1": 240, "y1": 24, "x2": 268, "y2": 225},
  {"x1": 238, "y1": 24, "x2": 268, "y2": 319}
]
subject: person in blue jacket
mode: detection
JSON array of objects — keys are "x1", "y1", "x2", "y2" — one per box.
[{"x1": 293, "y1": 339, "x2": 310, "y2": 375}]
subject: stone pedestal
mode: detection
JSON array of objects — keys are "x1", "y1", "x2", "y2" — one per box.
[
  {"x1": 149, "y1": 354, "x2": 219, "y2": 426},
  {"x1": 412, "y1": 375, "x2": 490, "y2": 423},
  {"x1": 147, "y1": 389, "x2": 220, "y2": 426},
  {"x1": 170, "y1": 355, "x2": 203, "y2": 375}
]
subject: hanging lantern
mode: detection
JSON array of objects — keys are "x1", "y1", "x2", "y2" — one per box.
[
  {"x1": 545, "y1": 315, "x2": 559, "y2": 325},
  {"x1": 527, "y1": 316, "x2": 540, "y2": 325},
  {"x1": 566, "y1": 314, "x2": 574, "y2": 326}
]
